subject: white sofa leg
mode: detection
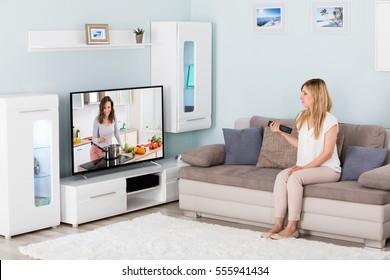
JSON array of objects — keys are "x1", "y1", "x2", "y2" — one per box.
[
  {"x1": 183, "y1": 210, "x2": 203, "y2": 218},
  {"x1": 183, "y1": 210, "x2": 198, "y2": 218},
  {"x1": 364, "y1": 239, "x2": 386, "y2": 249}
]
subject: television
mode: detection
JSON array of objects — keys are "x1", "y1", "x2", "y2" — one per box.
[{"x1": 70, "y1": 85, "x2": 164, "y2": 175}]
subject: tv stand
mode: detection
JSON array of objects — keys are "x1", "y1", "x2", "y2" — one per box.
[
  {"x1": 150, "y1": 160, "x2": 162, "y2": 168},
  {"x1": 60, "y1": 158, "x2": 186, "y2": 227}
]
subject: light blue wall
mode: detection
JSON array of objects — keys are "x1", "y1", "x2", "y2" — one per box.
[
  {"x1": 190, "y1": 0, "x2": 390, "y2": 148},
  {"x1": 1, "y1": 0, "x2": 390, "y2": 177},
  {"x1": 0, "y1": 0, "x2": 191, "y2": 177}
]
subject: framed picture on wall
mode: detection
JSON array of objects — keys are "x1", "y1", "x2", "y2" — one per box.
[
  {"x1": 253, "y1": 3, "x2": 287, "y2": 32},
  {"x1": 85, "y1": 24, "x2": 110, "y2": 45},
  {"x1": 312, "y1": 2, "x2": 350, "y2": 33}
]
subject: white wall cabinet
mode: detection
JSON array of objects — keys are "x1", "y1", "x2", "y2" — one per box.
[
  {"x1": 0, "y1": 94, "x2": 60, "y2": 239},
  {"x1": 151, "y1": 21, "x2": 212, "y2": 133},
  {"x1": 376, "y1": 1, "x2": 390, "y2": 71}
]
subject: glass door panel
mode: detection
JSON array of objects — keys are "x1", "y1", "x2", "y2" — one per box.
[
  {"x1": 33, "y1": 119, "x2": 52, "y2": 207},
  {"x1": 183, "y1": 41, "x2": 195, "y2": 113}
]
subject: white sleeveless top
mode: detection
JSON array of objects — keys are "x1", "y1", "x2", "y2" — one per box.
[{"x1": 296, "y1": 112, "x2": 341, "y2": 173}]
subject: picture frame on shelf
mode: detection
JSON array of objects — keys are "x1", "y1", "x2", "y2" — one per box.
[
  {"x1": 312, "y1": 2, "x2": 350, "y2": 33},
  {"x1": 85, "y1": 24, "x2": 110, "y2": 45},
  {"x1": 253, "y1": 3, "x2": 287, "y2": 32}
]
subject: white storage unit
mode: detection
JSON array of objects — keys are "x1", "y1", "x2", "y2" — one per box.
[
  {"x1": 61, "y1": 175, "x2": 127, "y2": 227},
  {"x1": 60, "y1": 159, "x2": 186, "y2": 227},
  {"x1": 0, "y1": 94, "x2": 60, "y2": 239},
  {"x1": 376, "y1": 1, "x2": 390, "y2": 71},
  {"x1": 151, "y1": 21, "x2": 212, "y2": 133},
  {"x1": 164, "y1": 160, "x2": 185, "y2": 202}
]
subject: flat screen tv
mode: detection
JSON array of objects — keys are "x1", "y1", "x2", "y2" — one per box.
[{"x1": 70, "y1": 85, "x2": 164, "y2": 175}]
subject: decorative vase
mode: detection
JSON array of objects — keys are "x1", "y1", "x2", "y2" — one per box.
[{"x1": 136, "y1": 34, "x2": 143, "y2": 44}]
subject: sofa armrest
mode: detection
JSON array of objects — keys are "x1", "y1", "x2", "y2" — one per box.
[{"x1": 181, "y1": 144, "x2": 226, "y2": 167}]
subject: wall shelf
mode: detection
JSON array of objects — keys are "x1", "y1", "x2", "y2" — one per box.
[{"x1": 28, "y1": 30, "x2": 155, "y2": 52}]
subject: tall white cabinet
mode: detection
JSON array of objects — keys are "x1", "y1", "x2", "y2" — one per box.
[
  {"x1": 151, "y1": 21, "x2": 212, "y2": 133},
  {"x1": 0, "y1": 94, "x2": 60, "y2": 239},
  {"x1": 376, "y1": 1, "x2": 390, "y2": 71}
]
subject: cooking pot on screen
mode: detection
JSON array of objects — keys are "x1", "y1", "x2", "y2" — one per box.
[{"x1": 104, "y1": 144, "x2": 120, "y2": 160}]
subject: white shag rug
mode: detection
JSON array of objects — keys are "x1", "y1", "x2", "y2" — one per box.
[{"x1": 19, "y1": 212, "x2": 390, "y2": 260}]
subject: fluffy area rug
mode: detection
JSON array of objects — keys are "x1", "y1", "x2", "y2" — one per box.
[{"x1": 19, "y1": 212, "x2": 390, "y2": 260}]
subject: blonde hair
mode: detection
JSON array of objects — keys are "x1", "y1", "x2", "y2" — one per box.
[{"x1": 295, "y1": 79, "x2": 333, "y2": 139}]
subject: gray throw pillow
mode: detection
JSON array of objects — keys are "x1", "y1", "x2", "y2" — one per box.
[
  {"x1": 340, "y1": 146, "x2": 388, "y2": 181},
  {"x1": 223, "y1": 127, "x2": 263, "y2": 165}
]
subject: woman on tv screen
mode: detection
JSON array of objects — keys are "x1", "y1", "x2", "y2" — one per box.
[{"x1": 90, "y1": 96, "x2": 123, "y2": 161}]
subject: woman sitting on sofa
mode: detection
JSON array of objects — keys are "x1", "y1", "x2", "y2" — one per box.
[{"x1": 262, "y1": 78, "x2": 341, "y2": 239}]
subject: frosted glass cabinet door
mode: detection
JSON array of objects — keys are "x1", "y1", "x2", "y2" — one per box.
[
  {"x1": 177, "y1": 22, "x2": 212, "y2": 122},
  {"x1": 33, "y1": 119, "x2": 53, "y2": 207}
]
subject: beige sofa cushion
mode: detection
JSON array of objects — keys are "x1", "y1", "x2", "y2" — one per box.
[
  {"x1": 250, "y1": 116, "x2": 297, "y2": 169},
  {"x1": 304, "y1": 181, "x2": 390, "y2": 205},
  {"x1": 358, "y1": 164, "x2": 390, "y2": 190},
  {"x1": 256, "y1": 126, "x2": 298, "y2": 169},
  {"x1": 181, "y1": 144, "x2": 225, "y2": 167},
  {"x1": 180, "y1": 165, "x2": 279, "y2": 192}
]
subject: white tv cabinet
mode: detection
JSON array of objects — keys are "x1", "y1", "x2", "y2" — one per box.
[
  {"x1": 60, "y1": 159, "x2": 185, "y2": 227},
  {"x1": 376, "y1": 1, "x2": 390, "y2": 71}
]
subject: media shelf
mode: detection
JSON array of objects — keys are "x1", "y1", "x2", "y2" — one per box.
[
  {"x1": 60, "y1": 159, "x2": 186, "y2": 227},
  {"x1": 127, "y1": 197, "x2": 161, "y2": 212}
]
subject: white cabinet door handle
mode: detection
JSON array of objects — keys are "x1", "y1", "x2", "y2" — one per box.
[
  {"x1": 90, "y1": 192, "x2": 116, "y2": 199},
  {"x1": 19, "y1": 109, "x2": 50, "y2": 114}
]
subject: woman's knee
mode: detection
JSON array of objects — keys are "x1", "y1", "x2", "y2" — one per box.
[
  {"x1": 286, "y1": 173, "x2": 304, "y2": 189},
  {"x1": 276, "y1": 169, "x2": 290, "y2": 182}
]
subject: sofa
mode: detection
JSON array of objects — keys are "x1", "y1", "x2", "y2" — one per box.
[{"x1": 178, "y1": 115, "x2": 390, "y2": 249}]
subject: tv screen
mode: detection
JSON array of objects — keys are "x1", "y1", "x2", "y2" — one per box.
[{"x1": 70, "y1": 85, "x2": 164, "y2": 175}]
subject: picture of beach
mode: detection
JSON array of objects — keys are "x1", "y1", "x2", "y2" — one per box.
[
  {"x1": 253, "y1": 4, "x2": 286, "y2": 32},
  {"x1": 312, "y1": 2, "x2": 349, "y2": 33},
  {"x1": 316, "y1": 6, "x2": 344, "y2": 28}
]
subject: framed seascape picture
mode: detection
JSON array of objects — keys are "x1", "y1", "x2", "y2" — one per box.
[
  {"x1": 85, "y1": 24, "x2": 110, "y2": 45},
  {"x1": 253, "y1": 3, "x2": 287, "y2": 32},
  {"x1": 312, "y1": 2, "x2": 350, "y2": 33}
]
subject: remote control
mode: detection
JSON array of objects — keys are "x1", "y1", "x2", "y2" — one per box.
[{"x1": 267, "y1": 121, "x2": 292, "y2": 134}]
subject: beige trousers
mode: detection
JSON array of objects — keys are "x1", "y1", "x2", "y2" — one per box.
[{"x1": 273, "y1": 167, "x2": 341, "y2": 221}]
